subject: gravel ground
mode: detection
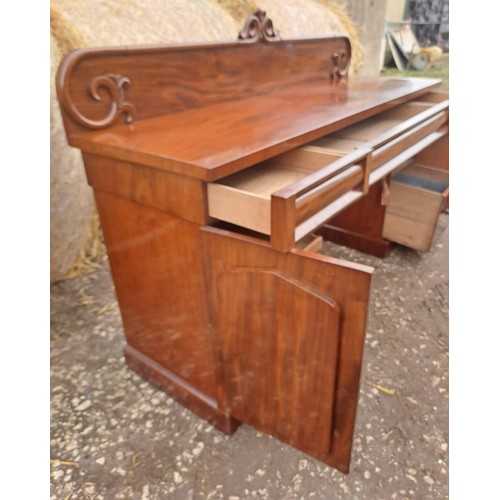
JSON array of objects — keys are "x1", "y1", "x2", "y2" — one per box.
[{"x1": 50, "y1": 213, "x2": 448, "y2": 499}]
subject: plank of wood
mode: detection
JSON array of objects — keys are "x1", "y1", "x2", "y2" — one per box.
[
  {"x1": 68, "y1": 77, "x2": 442, "y2": 181},
  {"x1": 202, "y1": 225, "x2": 373, "y2": 472},
  {"x1": 295, "y1": 234, "x2": 324, "y2": 253},
  {"x1": 208, "y1": 182, "x2": 271, "y2": 235},
  {"x1": 383, "y1": 179, "x2": 444, "y2": 251}
]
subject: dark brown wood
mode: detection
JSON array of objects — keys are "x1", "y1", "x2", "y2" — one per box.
[
  {"x1": 93, "y1": 188, "x2": 219, "y2": 399},
  {"x1": 83, "y1": 153, "x2": 210, "y2": 225},
  {"x1": 369, "y1": 112, "x2": 448, "y2": 171},
  {"x1": 124, "y1": 344, "x2": 239, "y2": 434},
  {"x1": 55, "y1": 11, "x2": 449, "y2": 474},
  {"x1": 56, "y1": 34, "x2": 352, "y2": 139},
  {"x1": 202, "y1": 226, "x2": 373, "y2": 472},
  {"x1": 295, "y1": 165, "x2": 364, "y2": 223},
  {"x1": 319, "y1": 224, "x2": 394, "y2": 258},
  {"x1": 270, "y1": 147, "x2": 372, "y2": 252},
  {"x1": 318, "y1": 180, "x2": 394, "y2": 257},
  {"x1": 238, "y1": 9, "x2": 280, "y2": 43},
  {"x1": 270, "y1": 194, "x2": 296, "y2": 253},
  {"x1": 67, "y1": 77, "x2": 441, "y2": 182}
]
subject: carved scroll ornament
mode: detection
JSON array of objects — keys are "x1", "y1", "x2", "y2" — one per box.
[
  {"x1": 57, "y1": 47, "x2": 137, "y2": 131},
  {"x1": 61, "y1": 73, "x2": 136, "y2": 130},
  {"x1": 238, "y1": 9, "x2": 280, "y2": 43},
  {"x1": 330, "y1": 50, "x2": 350, "y2": 81}
]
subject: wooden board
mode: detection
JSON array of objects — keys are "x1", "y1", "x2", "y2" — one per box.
[
  {"x1": 202, "y1": 225, "x2": 373, "y2": 473},
  {"x1": 61, "y1": 73, "x2": 441, "y2": 181},
  {"x1": 383, "y1": 165, "x2": 448, "y2": 251},
  {"x1": 207, "y1": 147, "x2": 348, "y2": 235}
]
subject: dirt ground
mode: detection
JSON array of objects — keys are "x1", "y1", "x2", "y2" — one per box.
[{"x1": 50, "y1": 211, "x2": 448, "y2": 499}]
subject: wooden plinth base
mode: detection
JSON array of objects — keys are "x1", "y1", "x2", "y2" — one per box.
[{"x1": 124, "y1": 344, "x2": 240, "y2": 435}]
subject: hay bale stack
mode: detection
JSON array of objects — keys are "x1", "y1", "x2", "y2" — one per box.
[
  {"x1": 51, "y1": 29, "x2": 96, "y2": 283},
  {"x1": 51, "y1": 0, "x2": 239, "y2": 47},
  {"x1": 50, "y1": 0, "x2": 239, "y2": 283},
  {"x1": 216, "y1": 0, "x2": 363, "y2": 73},
  {"x1": 313, "y1": 0, "x2": 363, "y2": 73},
  {"x1": 51, "y1": 0, "x2": 362, "y2": 283},
  {"x1": 215, "y1": 0, "x2": 259, "y2": 25}
]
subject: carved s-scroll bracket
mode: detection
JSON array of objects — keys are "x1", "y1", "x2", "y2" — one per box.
[
  {"x1": 238, "y1": 9, "x2": 280, "y2": 43},
  {"x1": 330, "y1": 50, "x2": 350, "y2": 81},
  {"x1": 61, "y1": 71, "x2": 136, "y2": 130}
]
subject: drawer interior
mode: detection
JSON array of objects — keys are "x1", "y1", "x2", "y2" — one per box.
[
  {"x1": 383, "y1": 163, "x2": 448, "y2": 251},
  {"x1": 391, "y1": 164, "x2": 448, "y2": 193},
  {"x1": 310, "y1": 100, "x2": 437, "y2": 153},
  {"x1": 208, "y1": 97, "x2": 448, "y2": 251},
  {"x1": 208, "y1": 147, "x2": 346, "y2": 235}
]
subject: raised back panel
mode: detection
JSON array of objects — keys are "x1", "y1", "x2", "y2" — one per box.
[{"x1": 56, "y1": 31, "x2": 350, "y2": 138}]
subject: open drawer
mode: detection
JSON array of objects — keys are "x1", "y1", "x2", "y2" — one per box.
[
  {"x1": 208, "y1": 146, "x2": 372, "y2": 252},
  {"x1": 383, "y1": 164, "x2": 449, "y2": 251},
  {"x1": 207, "y1": 92, "x2": 449, "y2": 253},
  {"x1": 311, "y1": 92, "x2": 449, "y2": 171}
]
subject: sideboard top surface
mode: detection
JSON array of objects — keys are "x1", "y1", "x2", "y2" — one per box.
[
  {"x1": 70, "y1": 76, "x2": 440, "y2": 181},
  {"x1": 56, "y1": 10, "x2": 441, "y2": 181}
]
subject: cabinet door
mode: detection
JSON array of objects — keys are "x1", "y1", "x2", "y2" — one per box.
[{"x1": 202, "y1": 226, "x2": 373, "y2": 473}]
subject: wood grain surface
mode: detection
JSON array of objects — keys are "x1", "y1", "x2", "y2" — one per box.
[
  {"x1": 56, "y1": 15, "x2": 448, "y2": 473},
  {"x1": 69, "y1": 77, "x2": 441, "y2": 181},
  {"x1": 202, "y1": 226, "x2": 373, "y2": 472}
]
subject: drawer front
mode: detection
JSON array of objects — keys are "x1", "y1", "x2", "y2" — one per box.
[
  {"x1": 383, "y1": 165, "x2": 448, "y2": 251},
  {"x1": 202, "y1": 225, "x2": 373, "y2": 473},
  {"x1": 368, "y1": 109, "x2": 448, "y2": 171},
  {"x1": 208, "y1": 147, "x2": 371, "y2": 252},
  {"x1": 207, "y1": 97, "x2": 449, "y2": 253}
]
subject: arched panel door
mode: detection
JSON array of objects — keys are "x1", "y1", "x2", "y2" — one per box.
[
  {"x1": 202, "y1": 226, "x2": 373, "y2": 473},
  {"x1": 217, "y1": 268, "x2": 341, "y2": 457}
]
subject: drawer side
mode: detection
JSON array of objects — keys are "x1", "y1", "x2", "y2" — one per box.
[{"x1": 383, "y1": 165, "x2": 448, "y2": 251}]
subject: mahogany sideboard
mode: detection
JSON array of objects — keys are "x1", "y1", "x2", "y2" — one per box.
[{"x1": 56, "y1": 10, "x2": 449, "y2": 473}]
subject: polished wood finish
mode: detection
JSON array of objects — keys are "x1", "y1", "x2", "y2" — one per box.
[
  {"x1": 124, "y1": 344, "x2": 239, "y2": 434},
  {"x1": 202, "y1": 226, "x2": 372, "y2": 472},
  {"x1": 66, "y1": 77, "x2": 441, "y2": 182},
  {"x1": 237, "y1": 8, "x2": 279, "y2": 42},
  {"x1": 56, "y1": 11, "x2": 449, "y2": 473},
  {"x1": 314, "y1": 95, "x2": 448, "y2": 256},
  {"x1": 316, "y1": 179, "x2": 393, "y2": 258},
  {"x1": 205, "y1": 94, "x2": 447, "y2": 253},
  {"x1": 93, "y1": 189, "x2": 218, "y2": 397},
  {"x1": 56, "y1": 31, "x2": 351, "y2": 141},
  {"x1": 84, "y1": 153, "x2": 210, "y2": 225}
]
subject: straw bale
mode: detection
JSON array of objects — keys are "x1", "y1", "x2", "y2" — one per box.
[
  {"x1": 50, "y1": 0, "x2": 362, "y2": 282},
  {"x1": 218, "y1": 0, "x2": 362, "y2": 73},
  {"x1": 50, "y1": 31, "x2": 94, "y2": 283},
  {"x1": 313, "y1": 0, "x2": 363, "y2": 73},
  {"x1": 50, "y1": 1, "x2": 239, "y2": 282},
  {"x1": 215, "y1": 0, "x2": 258, "y2": 24},
  {"x1": 50, "y1": 0, "x2": 239, "y2": 47},
  {"x1": 256, "y1": 0, "x2": 348, "y2": 38}
]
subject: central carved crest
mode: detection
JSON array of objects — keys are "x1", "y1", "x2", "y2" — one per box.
[{"x1": 238, "y1": 9, "x2": 280, "y2": 43}]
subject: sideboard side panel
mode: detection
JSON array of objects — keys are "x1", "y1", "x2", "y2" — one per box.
[
  {"x1": 93, "y1": 190, "x2": 219, "y2": 400},
  {"x1": 83, "y1": 153, "x2": 210, "y2": 225}
]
